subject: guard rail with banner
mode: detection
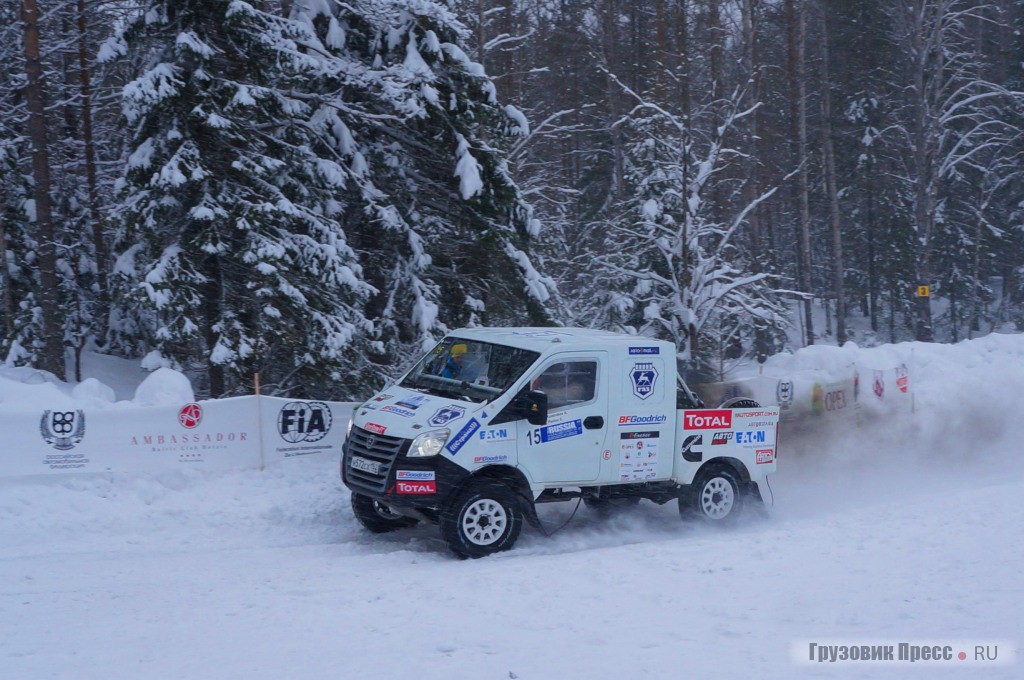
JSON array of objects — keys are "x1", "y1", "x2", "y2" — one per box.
[
  {"x1": 2, "y1": 396, "x2": 358, "y2": 479},
  {"x1": 692, "y1": 362, "x2": 914, "y2": 423}
]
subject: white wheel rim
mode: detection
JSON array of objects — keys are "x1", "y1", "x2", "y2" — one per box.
[
  {"x1": 373, "y1": 501, "x2": 402, "y2": 520},
  {"x1": 461, "y1": 498, "x2": 508, "y2": 546},
  {"x1": 700, "y1": 477, "x2": 734, "y2": 519}
]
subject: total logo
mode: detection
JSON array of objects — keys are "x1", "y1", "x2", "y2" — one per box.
[
  {"x1": 277, "y1": 401, "x2": 332, "y2": 443},
  {"x1": 395, "y1": 480, "x2": 436, "y2": 494},
  {"x1": 682, "y1": 410, "x2": 732, "y2": 430},
  {"x1": 178, "y1": 403, "x2": 202, "y2": 429}
]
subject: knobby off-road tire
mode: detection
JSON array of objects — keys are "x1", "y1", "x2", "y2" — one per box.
[
  {"x1": 440, "y1": 480, "x2": 523, "y2": 559},
  {"x1": 680, "y1": 467, "x2": 744, "y2": 524},
  {"x1": 351, "y1": 493, "x2": 419, "y2": 533}
]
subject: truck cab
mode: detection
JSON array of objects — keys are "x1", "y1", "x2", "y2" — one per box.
[{"x1": 341, "y1": 327, "x2": 778, "y2": 558}]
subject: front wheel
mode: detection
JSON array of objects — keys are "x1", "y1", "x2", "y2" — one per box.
[
  {"x1": 351, "y1": 493, "x2": 419, "y2": 533},
  {"x1": 681, "y1": 467, "x2": 744, "y2": 523},
  {"x1": 441, "y1": 481, "x2": 523, "y2": 559}
]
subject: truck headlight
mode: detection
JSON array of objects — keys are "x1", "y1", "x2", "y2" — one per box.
[{"x1": 408, "y1": 429, "x2": 450, "y2": 457}]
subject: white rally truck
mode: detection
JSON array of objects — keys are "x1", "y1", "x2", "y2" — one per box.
[{"x1": 341, "y1": 327, "x2": 779, "y2": 558}]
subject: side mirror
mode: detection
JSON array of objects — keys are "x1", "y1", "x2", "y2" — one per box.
[{"x1": 522, "y1": 389, "x2": 548, "y2": 426}]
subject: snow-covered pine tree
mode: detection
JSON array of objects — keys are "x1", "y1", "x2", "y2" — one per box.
[
  {"x1": 587, "y1": 78, "x2": 787, "y2": 379},
  {"x1": 105, "y1": 0, "x2": 375, "y2": 397},
  {"x1": 288, "y1": 0, "x2": 553, "y2": 368},
  {"x1": 0, "y1": 0, "x2": 44, "y2": 367},
  {"x1": 0, "y1": 134, "x2": 33, "y2": 363}
]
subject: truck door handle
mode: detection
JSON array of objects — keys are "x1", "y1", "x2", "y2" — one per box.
[{"x1": 583, "y1": 416, "x2": 604, "y2": 430}]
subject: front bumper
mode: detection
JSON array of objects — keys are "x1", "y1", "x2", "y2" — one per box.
[{"x1": 341, "y1": 425, "x2": 469, "y2": 510}]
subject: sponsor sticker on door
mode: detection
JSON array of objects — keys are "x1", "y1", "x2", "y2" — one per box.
[{"x1": 682, "y1": 410, "x2": 732, "y2": 430}]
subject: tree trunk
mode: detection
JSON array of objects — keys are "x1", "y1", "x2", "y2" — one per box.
[
  {"x1": 604, "y1": 0, "x2": 624, "y2": 201},
  {"x1": 818, "y1": 4, "x2": 846, "y2": 344},
  {"x1": 0, "y1": 218, "x2": 12, "y2": 337},
  {"x1": 475, "y1": 0, "x2": 486, "y2": 69},
  {"x1": 911, "y1": 0, "x2": 936, "y2": 342},
  {"x1": 707, "y1": 0, "x2": 725, "y2": 225},
  {"x1": 21, "y1": 0, "x2": 64, "y2": 376},
  {"x1": 740, "y1": 0, "x2": 762, "y2": 256},
  {"x1": 204, "y1": 256, "x2": 226, "y2": 397},
  {"x1": 866, "y1": 165, "x2": 878, "y2": 332},
  {"x1": 78, "y1": 0, "x2": 109, "y2": 341},
  {"x1": 786, "y1": 0, "x2": 814, "y2": 345}
]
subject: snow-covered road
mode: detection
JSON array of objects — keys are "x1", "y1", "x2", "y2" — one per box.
[
  {"x1": 2, "y1": 334, "x2": 1023, "y2": 679},
  {"x1": 1, "y1": 437, "x2": 1019, "y2": 680}
]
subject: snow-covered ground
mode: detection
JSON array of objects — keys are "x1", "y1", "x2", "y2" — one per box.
[{"x1": 2, "y1": 334, "x2": 1022, "y2": 679}]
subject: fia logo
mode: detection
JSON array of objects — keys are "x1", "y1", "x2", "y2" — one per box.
[
  {"x1": 40, "y1": 410, "x2": 86, "y2": 450},
  {"x1": 630, "y1": 362, "x2": 659, "y2": 400},
  {"x1": 277, "y1": 401, "x2": 333, "y2": 443},
  {"x1": 428, "y1": 405, "x2": 465, "y2": 427}
]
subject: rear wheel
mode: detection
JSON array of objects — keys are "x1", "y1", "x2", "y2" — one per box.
[
  {"x1": 441, "y1": 480, "x2": 523, "y2": 559},
  {"x1": 681, "y1": 467, "x2": 744, "y2": 523},
  {"x1": 351, "y1": 493, "x2": 419, "y2": 533}
]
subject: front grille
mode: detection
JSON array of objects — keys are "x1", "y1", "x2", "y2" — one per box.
[{"x1": 344, "y1": 426, "x2": 409, "y2": 494}]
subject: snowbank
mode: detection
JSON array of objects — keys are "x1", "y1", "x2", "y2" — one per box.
[{"x1": 0, "y1": 354, "x2": 190, "y2": 411}]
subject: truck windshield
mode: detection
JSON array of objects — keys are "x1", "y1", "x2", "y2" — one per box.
[{"x1": 399, "y1": 338, "x2": 540, "y2": 403}]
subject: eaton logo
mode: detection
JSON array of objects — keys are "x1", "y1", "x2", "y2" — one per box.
[
  {"x1": 478, "y1": 428, "x2": 511, "y2": 441},
  {"x1": 735, "y1": 431, "x2": 766, "y2": 445}
]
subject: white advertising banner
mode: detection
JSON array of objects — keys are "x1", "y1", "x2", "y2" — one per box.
[
  {"x1": 258, "y1": 397, "x2": 355, "y2": 466},
  {"x1": 0, "y1": 396, "x2": 358, "y2": 480}
]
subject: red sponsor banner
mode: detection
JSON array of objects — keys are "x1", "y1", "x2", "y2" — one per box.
[
  {"x1": 364, "y1": 422, "x2": 387, "y2": 434},
  {"x1": 682, "y1": 410, "x2": 732, "y2": 430},
  {"x1": 395, "y1": 481, "x2": 436, "y2": 494}
]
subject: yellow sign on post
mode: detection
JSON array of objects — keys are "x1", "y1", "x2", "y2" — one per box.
[{"x1": 917, "y1": 285, "x2": 930, "y2": 298}]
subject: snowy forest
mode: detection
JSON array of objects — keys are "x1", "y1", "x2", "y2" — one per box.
[{"x1": 1, "y1": 0, "x2": 1023, "y2": 398}]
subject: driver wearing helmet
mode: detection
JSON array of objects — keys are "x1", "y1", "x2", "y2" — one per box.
[{"x1": 441, "y1": 343, "x2": 468, "y2": 379}]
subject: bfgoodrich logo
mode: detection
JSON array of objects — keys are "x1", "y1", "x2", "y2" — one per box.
[
  {"x1": 40, "y1": 410, "x2": 86, "y2": 450},
  {"x1": 278, "y1": 402, "x2": 333, "y2": 443}
]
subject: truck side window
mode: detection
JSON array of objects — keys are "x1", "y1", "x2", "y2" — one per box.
[{"x1": 534, "y1": 361, "x2": 597, "y2": 411}]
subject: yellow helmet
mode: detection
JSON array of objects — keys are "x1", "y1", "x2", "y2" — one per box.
[{"x1": 451, "y1": 343, "x2": 468, "y2": 358}]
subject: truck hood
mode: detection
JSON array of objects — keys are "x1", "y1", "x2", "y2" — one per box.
[{"x1": 354, "y1": 386, "x2": 488, "y2": 439}]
